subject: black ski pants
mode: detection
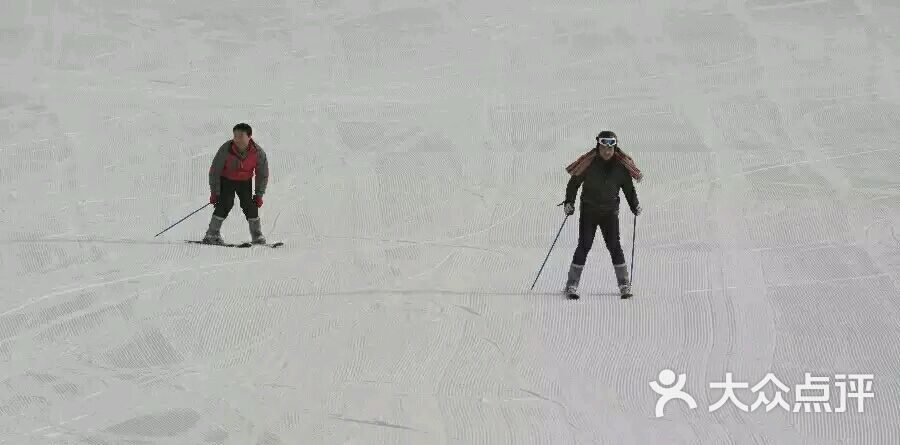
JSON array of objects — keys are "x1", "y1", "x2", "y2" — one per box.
[
  {"x1": 572, "y1": 210, "x2": 625, "y2": 266},
  {"x1": 213, "y1": 177, "x2": 258, "y2": 220}
]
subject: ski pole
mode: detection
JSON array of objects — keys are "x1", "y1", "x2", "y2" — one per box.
[
  {"x1": 530, "y1": 213, "x2": 570, "y2": 291},
  {"x1": 630, "y1": 214, "x2": 637, "y2": 284},
  {"x1": 154, "y1": 202, "x2": 211, "y2": 237}
]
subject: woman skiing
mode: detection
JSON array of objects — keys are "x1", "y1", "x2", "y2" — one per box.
[{"x1": 561, "y1": 130, "x2": 642, "y2": 299}]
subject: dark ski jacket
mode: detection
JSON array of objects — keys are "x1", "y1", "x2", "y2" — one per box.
[{"x1": 564, "y1": 154, "x2": 639, "y2": 215}]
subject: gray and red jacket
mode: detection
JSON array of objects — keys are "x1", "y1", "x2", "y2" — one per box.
[{"x1": 209, "y1": 139, "x2": 269, "y2": 196}]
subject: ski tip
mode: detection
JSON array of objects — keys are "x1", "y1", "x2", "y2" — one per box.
[{"x1": 254, "y1": 242, "x2": 283, "y2": 248}]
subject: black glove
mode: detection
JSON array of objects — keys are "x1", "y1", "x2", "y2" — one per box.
[{"x1": 558, "y1": 200, "x2": 575, "y2": 215}]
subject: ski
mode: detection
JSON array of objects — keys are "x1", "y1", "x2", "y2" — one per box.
[
  {"x1": 186, "y1": 240, "x2": 283, "y2": 248},
  {"x1": 554, "y1": 289, "x2": 632, "y2": 299},
  {"x1": 186, "y1": 240, "x2": 252, "y2": 248}
]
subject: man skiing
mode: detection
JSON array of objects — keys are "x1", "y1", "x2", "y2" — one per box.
[
  {"x1": 202, "y1": 123, "x2": 269, "y2": 244},
  {"x1": 561, "y1": 130, "x2": 642, "y2": 299}
]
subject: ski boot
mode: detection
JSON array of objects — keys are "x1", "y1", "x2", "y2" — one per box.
[
  {"x1": 203, "y1": 215, "x2": 225, "y2": 245},
  {"x1": 248, "y1": 217, "x2": 266, "y2": 244},
  {"x1": 564, "y1": 263, "x2": 584, "y2": 299},
  {"x1": 615, "y1": 263, "x2": 633, "y2": 299}
]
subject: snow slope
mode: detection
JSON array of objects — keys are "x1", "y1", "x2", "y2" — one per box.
[{"x1": 2, "y1": 0, "x2": 899, "y2": 443}]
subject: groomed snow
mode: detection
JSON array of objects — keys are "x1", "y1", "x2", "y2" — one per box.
[{"x1": 1, "y1": 0, "x2": 899, "y2": 443}]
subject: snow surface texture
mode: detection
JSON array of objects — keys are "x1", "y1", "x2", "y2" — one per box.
[{"x1": 1, "y1": 0, "x2": 899, "y2": 444}]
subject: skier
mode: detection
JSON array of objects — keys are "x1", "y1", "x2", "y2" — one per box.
[
  {"x1": 560, "y1": 130, "x2": 642, "y2": 298},
  {"x1": 202, "y1": 123, "x2": 269, "y2": 245}
]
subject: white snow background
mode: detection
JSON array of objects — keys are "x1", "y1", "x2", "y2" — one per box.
[{"x1": 1, "y1": 0, "x2": 899, "y2": 444}]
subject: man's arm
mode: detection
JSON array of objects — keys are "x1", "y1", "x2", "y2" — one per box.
[
  {"x1": 254, "y1": 148, "x2": 269, "y2": 196},
  {"x1": 209, "y1": 143, "x2": 228, "y2": 195}
]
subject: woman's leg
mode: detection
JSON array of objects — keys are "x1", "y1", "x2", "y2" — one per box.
[{"x1": 566, "y1": 212, "x2": 600, "y2": 291}]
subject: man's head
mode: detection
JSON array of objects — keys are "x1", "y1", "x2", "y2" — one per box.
[
  {"x1": 595, "y1": 130, "x2": 617, "y2": 161},
  {"x1": 233, "y1": 123, "x2": 252, "y2": 149}
]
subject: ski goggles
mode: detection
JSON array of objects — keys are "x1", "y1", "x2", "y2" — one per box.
[{"x1": 597, "y1": 137, "x2": 617, "y2": 146}]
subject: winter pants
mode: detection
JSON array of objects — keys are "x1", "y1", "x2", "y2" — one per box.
[
  {"x1": 572, "y1": 210, "x2": 625, "y2": 266},
  {"x1": 213, "y1": 177, "x2": 258, "y2": 220}
]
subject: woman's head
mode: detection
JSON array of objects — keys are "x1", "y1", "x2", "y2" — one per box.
[{"x1": 595, "y1": 130, "x2": 618, "y2": 160}]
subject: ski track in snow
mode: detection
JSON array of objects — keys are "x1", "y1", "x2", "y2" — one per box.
[{"x1": 1, "y1": 0, "x2": 899, "y2": 444}]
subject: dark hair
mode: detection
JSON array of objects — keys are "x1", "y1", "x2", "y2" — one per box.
[
  {"x1": 596, "y1": 130, "x2": 617, "y2": 141},
  {"x1": 233, "y1": 123, "x2": 252, "y2": 136}
]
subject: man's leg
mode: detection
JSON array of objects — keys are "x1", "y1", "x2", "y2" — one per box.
[
  {"x1": 204, "y1": 178, "x2": 235, "y2": 243},
  {"x1": 566, "y1": 211, "x2": 599, "y2": 292},
  {"x1": 236, "y1": 180, "x2": 265, "y2": 243}
]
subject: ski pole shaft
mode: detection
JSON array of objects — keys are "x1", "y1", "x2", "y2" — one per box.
[
  {"x1": 154, "y1": 202, "x2": 211, "y2": 237},
  {"x1": 530, "y1": 214, "x2": 569, "y2": 290},
  {"x1": 630, "y1": 214, "x2": 636, "y2": 284}
]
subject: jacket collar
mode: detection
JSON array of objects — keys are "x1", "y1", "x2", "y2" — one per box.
[{"x1": 230, "y1": 139, "x2": 256, "y2": 159}]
